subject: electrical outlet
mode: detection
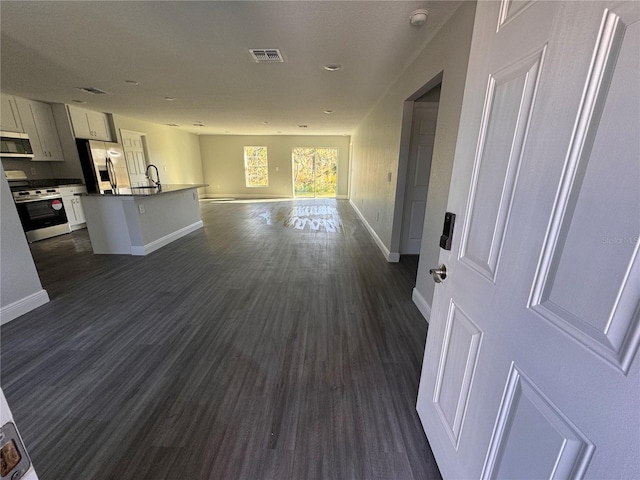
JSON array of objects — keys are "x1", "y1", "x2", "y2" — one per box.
[
  {"x1": 163, "y1": 166, "x2": 167, "y2": 172},
  {"x1": 275, "y1": 166, "x2": 279, "y2": 172},
  {"x1": 138, "y1": 203, "x2": 145, "y2": 214},
  {"x1": 387, "y1": 171, "x2": 392, "y2": 182},
  {"x1": 30, "y1": 167, "x2": 37, "y2": 175}
]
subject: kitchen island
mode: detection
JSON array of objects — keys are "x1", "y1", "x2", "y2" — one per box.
[{"x1": 80, "y1": 184, "x2": 207, "y2": 255}]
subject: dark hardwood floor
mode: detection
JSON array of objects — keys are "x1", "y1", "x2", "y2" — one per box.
[{"x1": 1, "y1": 199, "x2": 441, "y2": 480}]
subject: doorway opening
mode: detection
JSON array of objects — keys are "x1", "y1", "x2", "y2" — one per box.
[
  {"x1": 292, "y1": 147, "x2": 337, "y2": 198},
  {"x1": 399, "y1": 84, "x2": 441, "y2": 257}
]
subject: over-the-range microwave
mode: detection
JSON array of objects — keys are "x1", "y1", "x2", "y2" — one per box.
[{"x1": 0, "y1": 131, "x2": 34, "y2": 159}]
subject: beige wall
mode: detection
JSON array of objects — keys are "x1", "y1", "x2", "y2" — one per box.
[
  {"x1": 199, "y1": 135, "x2": 350, "y2": 198},
  {"x1": 350, "y1": 1, "x2": 476, "y2": 312},
  {"x1": 111, "y1": 115, "x2": 204, "y2": 186}
]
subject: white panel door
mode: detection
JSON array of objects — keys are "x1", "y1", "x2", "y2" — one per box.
[
  {"x1": 417, "y1": 1, "x2": 639, "y2": 479},
  {"x1": 400, "y1": 103, "x2": 438, "y2": 254},
  {"x1": 120, "y1": 130, "x2": 149, "y2": 186}
]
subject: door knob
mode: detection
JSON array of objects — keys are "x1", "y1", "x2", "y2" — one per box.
[{"x1": 429, "y1": 264, "x2": 447, "y2": 283}]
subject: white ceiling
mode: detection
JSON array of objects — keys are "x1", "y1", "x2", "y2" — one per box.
[{"x1": 1, "y1": 1, "x2": 462, "y2": 136}]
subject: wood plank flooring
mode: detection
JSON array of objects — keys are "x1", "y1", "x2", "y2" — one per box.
[{"x1": 1, "y1": 199, "x2": 442, "y2": 480}]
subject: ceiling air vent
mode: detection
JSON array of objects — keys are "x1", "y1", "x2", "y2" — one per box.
[
  {"x1": 249, "y1": 49, "x2": 284, "y2": 63},
  {"x1": 76, "y1": 87, "x2": 109, "y2": 95}
]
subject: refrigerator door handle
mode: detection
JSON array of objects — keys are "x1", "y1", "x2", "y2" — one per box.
[{"x1": 107, "y1": 157, "x2": 117, "y2": 189}]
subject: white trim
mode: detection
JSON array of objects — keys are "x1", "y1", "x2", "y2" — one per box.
[
  {"x1": 131, "y1": 221, "x2": 203, "y2": 256},
  {"x1": 349, "y1": 199, "x2": 398, "y2": 262},
  {"x1": 412, "y1": 287, "x2": 432, "y2": 323},
  {"x1": 336, "y1": 194, "x2": 349, "y2": 199},
  {"x1": 1, "y1": 289, "x2": 50, "y2": 325},
  {"x1": 205, "y1": 193, "x2": 293, "y2": 200}
]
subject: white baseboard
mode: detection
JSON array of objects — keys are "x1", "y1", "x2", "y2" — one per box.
[
  {"x1": 349, "y1": 200, "x2": 398, "y2": 262},
  {"x1": 412, "y1": 288, "x2": 432, "y2": 323},
  {"x1": 1, "y1": 289, "x2": 50, "y2": 325},
  {"x1": 204, "y1": 194, "x2": 349, "y2": 201},
  {"x1": 69, "y1": 223, "x2": 86, "y2": 232},
  {"x1": 131, "y1": 221, "x2": 203, "y2": 256},
  {"x1": 204, "y1": 193, "x2": 293, "y2": 200},
  {"x1": 388, "y1": 252, "x2": 400, "y2": 262}
]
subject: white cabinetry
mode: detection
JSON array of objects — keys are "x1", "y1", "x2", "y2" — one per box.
[
  {"x1": 60, "y1": 185, "x2": 87, "y2": 230},
  {"x1": 15, "y1": 98, "x2": 64, "y2": 161},
  {"x1": 68, "y1": 106, "x2": 112, "y2": 141},
  {"x1": 0, "y1": 94, "x2": 24, "y2": 132}
]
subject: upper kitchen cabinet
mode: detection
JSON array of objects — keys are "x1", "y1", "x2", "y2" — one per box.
[
  {"x1": 0, "y1": 94, "x2": 24, "y2": 133},
  {"x1": 14, "y1": 97, "x2": 64, "y2": 162},
  {"x1": 68, "y1": 106, "x2": 113, "y2": 141}
]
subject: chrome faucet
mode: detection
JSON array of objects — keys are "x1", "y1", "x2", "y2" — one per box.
[{"x1": 146, "y1": 164, "x2": 161, "y2": 188}]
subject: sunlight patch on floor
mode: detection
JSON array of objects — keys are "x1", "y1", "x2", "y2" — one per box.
[{"x1": 259, "y1": 204, "x2": 343, "y2": 233}]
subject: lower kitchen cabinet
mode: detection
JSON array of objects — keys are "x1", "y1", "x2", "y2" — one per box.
[{"x1": 60, "y1": 185, "x2": 87, "y2": 230}]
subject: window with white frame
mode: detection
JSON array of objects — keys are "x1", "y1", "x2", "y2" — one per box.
[{"x1": 244, "y1": 146, "x2": 269, "y2": 187}]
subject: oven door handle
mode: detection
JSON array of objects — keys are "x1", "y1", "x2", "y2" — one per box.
[{"x1": 14, "y1": 196, "x2": 63, "y2": 203}]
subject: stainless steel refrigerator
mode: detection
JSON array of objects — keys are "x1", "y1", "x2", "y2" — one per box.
[{"x1": 77, "y1": 139, "x2": 131, "y2": 193}]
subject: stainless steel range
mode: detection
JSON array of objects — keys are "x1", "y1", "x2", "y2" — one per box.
[
  {"x1": 6, "y1": 171, "x2": 71, "y2": 242},
  {"x1": 12, "y1": 186, "x2": 71, "y2": 242}
]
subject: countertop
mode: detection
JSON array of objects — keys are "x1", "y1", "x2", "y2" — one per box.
[{"x1": 80, "y1": 183, "x2": 208, "y2": 197}]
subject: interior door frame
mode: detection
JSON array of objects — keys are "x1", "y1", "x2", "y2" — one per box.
[
  {"x1": 399, "y1": 99, "x2": 440, "y2": 255},
  {"x1": 119, "y1": 129, "x2": 150, "y2": 187},
  {"x1": 389, "y1": 71, "x2": 443, "y2": 262}
]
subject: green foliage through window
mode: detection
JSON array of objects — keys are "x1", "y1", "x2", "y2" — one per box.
[
  {"x1": 293, "y1": 147, "x2": 337, "y2": 197},
  {"x1": 244, "y1": 146, "x2": 268, "y2": 187}
]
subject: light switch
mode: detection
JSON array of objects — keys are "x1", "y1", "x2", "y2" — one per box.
[
  {"x1": 138, "y1": 204, "x2": 145, "y2": 214},
  {"x1": 387, "y1": 172, "x2": 392, "y2": 182}
]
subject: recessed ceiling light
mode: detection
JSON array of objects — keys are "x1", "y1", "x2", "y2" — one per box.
[
  {"x1": 224, "y1": 131, "x2": 230, "y2": 134},
  {"x1": 298, "y1": 125, "x2": 308, "y2": 128},
  {"x1": 193, "y1": 122, "x2": 205, "y2": 127},
  {"x1": 164, "y1": 96, "x2": 175, "y2": 101},
  {"x1": 323, "y1": 64, "x2": 342, "y2": 71},
  {"x1": 277, "y1": 131, "x2": 282, "y2": 134},
  {"x1": 72, "y1": 100, "x2": 87, "y2": 104},
  {"x1": 323, "y1": 110, "x2": 334, "y2": 115},
  {"x1": 124, "y1": 80, "x2": 139, "y2": 85},
  {"x1": 261, "y1": 121, "x2": 270, "y2": 125},
  {"x1": 166, "y1": 123, "x2": 179, "y2": 127}
]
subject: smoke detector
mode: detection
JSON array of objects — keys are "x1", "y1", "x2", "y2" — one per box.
[{"x1": 409, "y1": 9, "x2": 429, "y2": 26}]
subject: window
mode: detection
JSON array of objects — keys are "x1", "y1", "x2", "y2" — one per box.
[
  {"x1": 292, "y1": 147, "x2": 338, "y2": 197},
  {"x1": 244, "y1": 146, "x2": 269, "y2": 187}
]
